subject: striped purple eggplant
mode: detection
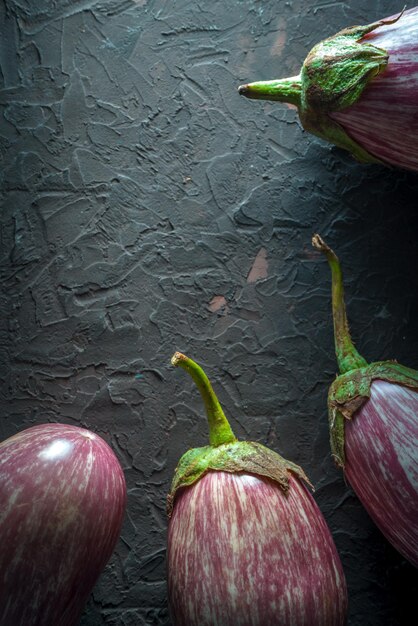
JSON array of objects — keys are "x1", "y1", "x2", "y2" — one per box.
[
  {"x1": 238, "y1": 7, "x2": 418, "y2": 171},
  {"x1": 0, "y1": 423, "x2": 127, "y2": 626},
  {"x1": 167, "y1": 352, "x2": 348, "y2": 626},
  {"x1": 312, "y1": 234, "x2": 418, "y2": 567}
]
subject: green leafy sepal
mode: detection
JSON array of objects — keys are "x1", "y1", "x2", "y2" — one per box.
[
  {"x1": 301, "y1": 21, "x2": 391, "y2": 113},
  {"x1": 300, "y1": 113, "x2": 383, "y2": 164},
  {"x1": 167, "y1": 440, "x2": 312, "y2": 517},
  {"x1": 328, "y1": 360, "x2": 418, "y2": 467}
]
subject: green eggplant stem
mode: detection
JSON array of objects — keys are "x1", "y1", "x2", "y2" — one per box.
[
  {"x1": 312, "y1": 234, "x2": 368, "y2": 374},
  {"x1": 171, "y1": 352, "x2": 237, "y2": 447},
  {"x1": 238, "y1": 75, "x2": 302, "y2": 107}
]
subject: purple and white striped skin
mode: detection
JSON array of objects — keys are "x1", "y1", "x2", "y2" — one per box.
[
  {"x1": 239, "y1": 7, "x2": 418, "y2": 171},
  {"x1": 168, "y1": 471, "x2": 348, "y2": 626},
  {"x1": 330, "y1": 7, "x2": 418, "y2": 171},
  {"x1": 0, "y1": 423, "x2": 127, "y2": 626},
  {"x1": 312, "y1": 234, "x2": 418, "y2": 567},
  {"x1": 344, "y1": 380, "x2": 418, "y2": 567}
]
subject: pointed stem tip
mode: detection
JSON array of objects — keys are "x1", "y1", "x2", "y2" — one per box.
[
  {"x1": 238, "y1": 75, "x2": 302, "y2": 107},
  {"x1": 312, "y1": 234, "x2": 368, "y2": 374},
  {"x1": 171, "y1": 352, "x2": 237, "y2": 447}
]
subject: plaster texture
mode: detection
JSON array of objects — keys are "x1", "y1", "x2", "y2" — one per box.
[{"x1": 1, "y1": 1, "x2": 417, "y2": 624}]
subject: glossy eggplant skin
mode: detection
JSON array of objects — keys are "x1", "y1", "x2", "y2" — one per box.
[
  {"x1": 239, "y1": 8, "x2": 418, "y2": 171},
  {"x1": 330, "y1": 7, "x2": 418, "y2": 172},
  {"x1": 0, "y1": 423, "x2": 127, "y2": 626},
  {"x1": 168, "y1": 470, "x2": 348, "y2": 626},
  {"x1": 344, "y1": 381, "x2": 418, "y2": 566},
  {"x1": 312, "y1": 234, "x2": 418, "y2": 567}
]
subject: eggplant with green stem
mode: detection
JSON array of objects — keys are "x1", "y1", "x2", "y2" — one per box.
[
  {"x1": 239, "y1": 7, "x2": 418, "y2": 172},
  {"x1": 167, "y1": 351, "x2": 348, "y2": 626},
  {"x1": 312, "y1": 234, "x2": 418, "y2": 567}
]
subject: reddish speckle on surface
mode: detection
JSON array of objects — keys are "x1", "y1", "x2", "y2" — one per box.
[
  {"x1": 208, "y1": 295, "x2": 229, "y2": 313},
  {"x1": 247, "y1": 248, "x2": 268, "y2": 283},
  {"x1": 271, "y1": 18, "x2": 287, "y2": 57}
]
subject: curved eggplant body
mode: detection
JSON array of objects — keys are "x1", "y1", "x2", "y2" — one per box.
[
  {"x1": 168, "y1": 470, "x2": 348, "y2": 626},
  {"x1": 344, "y1": 380, "x2": 418, "y2": 566},
  {"x1": 239, "y1": 8, "x2": 418, "y2": 171},
  {"x1": 0, "y1": 423, "x2": 127, "y2": 626},
  {"x1": 330, "y1": 7, "x2": 418, "y2": 171}
]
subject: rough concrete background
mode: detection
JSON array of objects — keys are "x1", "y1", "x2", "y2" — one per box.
[{"x1": 1, "y1": 0, "x2": 417, "y2": 624}]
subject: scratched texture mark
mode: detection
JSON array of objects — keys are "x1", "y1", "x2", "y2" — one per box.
[{"x1": 0, "y1": 1, "x2": 417, "y2": 624}]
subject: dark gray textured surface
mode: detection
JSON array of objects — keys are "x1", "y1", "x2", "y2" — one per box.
[{"x1": 1, "y1": 0, "x2": 417, "y2": 624}]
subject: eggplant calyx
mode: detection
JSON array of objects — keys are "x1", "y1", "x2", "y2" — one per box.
[
  {"x1": 328, "y1": 361, "x2": 418, "y2": 467},
  {"x1": 301, "y1": 24, "x2": 390, "y2": 114},
  {"x1": 168, "y1": 352, "x2": 312, "y2": 517},
  {"x1": 312, "y1": 233, "x2": 418, "y2": 467},
  {"x1": 167, "y1": 440, "x2": 312, "y2": 517}
]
